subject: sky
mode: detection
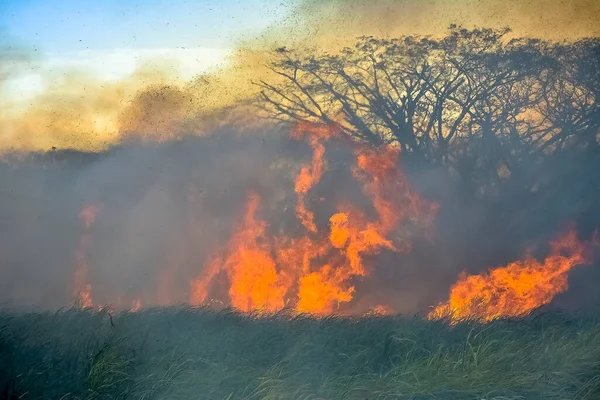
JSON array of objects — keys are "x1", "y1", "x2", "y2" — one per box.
[
  {"x1": 5, "y1": 0, "x2": 599, "y2": 86},
  {"x1": 2, "y1": 0, "x2": 599, "y2": 152},
  {"x1": 1, "y1": 0, "x2": 290, "y2": 52},
  {"x1": 0, "y1": 0, "x2": 293, "y2": 110}
]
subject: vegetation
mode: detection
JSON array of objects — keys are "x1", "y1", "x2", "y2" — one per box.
[
  {"x1": 1, "y1": 27, "x2": 599, "y2": 400},
  {"x1": 258, "y1": 27, "x2": 600, "y2": 259},
  {"x1": 259, "y1": 27, "x2": 599, "y2": 163},
  {"x1": 1, "y1": 308, "x2": 599, "y2": 399}
]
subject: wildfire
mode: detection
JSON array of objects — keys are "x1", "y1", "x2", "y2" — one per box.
[
  {"x1": 73, "y1": 204, "x2": 102, "y2": 309},
  {"x1": 429, "y1": 230, "x2": 593, "y2": 323},
  {"x1": 190, "y1": 122, "x2": 438, "y2": 314},
  {"x1": 291, "y1": 121, "x2": 339, "y2": 233},
  {"x1": 368, "y1": 305, "x2": 395, "y2": 316},
  {"x1": 130, "y1": 298, "x2": 142, "y2": 312},
  {"x1": 73, "y1": 203, "x2": 145, "y2": 312},
  {"x1": 66, "y1": 123, "x2": 593, "y2": 321}
]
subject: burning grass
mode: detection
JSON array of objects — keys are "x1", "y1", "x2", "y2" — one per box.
[
  {"x1": 1, "y1": 308, "x2": 599, "y2": 399},
  {"x1": 65, "y1": 124, "x2": 595, "y2": 321}
]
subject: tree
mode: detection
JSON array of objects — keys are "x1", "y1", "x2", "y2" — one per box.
[{"x1": 257, "y1": 27, "x2": 599, "y2": 193}]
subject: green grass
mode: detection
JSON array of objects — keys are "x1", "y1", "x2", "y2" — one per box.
[{"x1": 1, "y1": 308, "x2": 599, "y2": 400}]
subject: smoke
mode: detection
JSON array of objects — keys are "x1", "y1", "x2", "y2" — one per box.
[
  {"x1": 1, "y1": 63, "x2": 199, "y2": 152},
  {"x1": 1, "y1": 0, "x2": 599, "y2": 315},
  {"x1": 0, "y1": 125, "x2": 597, "y2": 314},
  {"x1": 4, "y1": 0, "x2": 599, "y2": 153},
  {"x1": 292, "y1": 0, "x2": 600, "y2": 43},
  {"x1": 0, "y1": 128, "x2": 306, "y2": 309},
  {"x1": 0, "y1": 128, "x2": 425, "y2": 311}
]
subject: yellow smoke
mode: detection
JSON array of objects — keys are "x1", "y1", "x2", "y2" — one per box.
[
  {"x1": 293, "y1": 0, "x2": 600, "y2": 43},
  {"x1": 2, "y1": 0, "x2": 598, "y2": 153}
]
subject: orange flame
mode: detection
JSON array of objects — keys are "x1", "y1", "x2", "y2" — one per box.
[
  {"x1": 294, "y1": 138, "x2": 326, "y2": 233},
  {"x1": 296, "y1": 265, "x2": 354, "y2": 314},
  {"x1": 429, "y1": 230, "x2": 592, "y2": 323},
  {"x1": 292, "y1": 122, "x2": 339, "y2": 233},
  {"x1": 190, "y1": 122, "x2": 438, "y2": 315},
  {"x1": 130, "y1": 298, "x2": 142, "y2": 312},
  {"x1": 192, "y1": 193, "x2": 290, "y2": 312},
  {"x1": 368, "y1": 305, "x2": 395, "y2": 316},
  {"x1": 354, "y1": 147, "x2": 438, "y2": 235},
  {"x1": 73, "y1": 204, "x2": 102, "y2": 309},
  {"x1": 66, "y1": 124, "x2": 594, "y2": 319},
  {"x1": 190, "y1": 257, "x2": 224, "y2": 306}
]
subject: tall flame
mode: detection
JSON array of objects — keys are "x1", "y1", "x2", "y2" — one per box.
[
  {"x1": 61, "y1": 124, "x2": 597, "y2": 318},
  {"x1": 73, "y1": 204, "x2": 102, "y2": 309},
  {"x1": 73, "y1": 204, "x2": 145, "y2": 312},
  {"x1": 192, "y1": 193, "x2": 289, "y2": 312},
  {"x1": 67, "y1": 125, "x2": 595, "y2": 319},
  {"x1": 429, "y1": 230, "x2": 592, "y2": 323},
  {"x1": 190, "y1": 123, "x2": 438, "y2": 314},
  {"x1": 292, "y1": 122, "x2": 340, "y2": 233}
]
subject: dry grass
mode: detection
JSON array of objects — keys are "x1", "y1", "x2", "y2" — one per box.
[{"x1": 1, "y1": 307, "x2": 599, "y2": 399}]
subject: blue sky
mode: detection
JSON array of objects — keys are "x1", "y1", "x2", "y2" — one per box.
[
  {"x1": 0, "y1": 0, "x2": 293, "y2": 107},
  {"x1": 1, "y1": 0, "x2": 291, "y2": 52}
]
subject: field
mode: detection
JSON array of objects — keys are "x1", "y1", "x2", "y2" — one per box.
[{"x1": 1, "y1": 308, "x2": 599, "y2": 400}]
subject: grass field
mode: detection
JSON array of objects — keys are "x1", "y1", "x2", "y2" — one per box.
[{"x1": 1, "y1": 308, "x2": 599, "y2": 400}]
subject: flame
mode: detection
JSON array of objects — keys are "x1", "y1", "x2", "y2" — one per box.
[
  {"x1": 73, "y1": 204, "x2": 147, "y2": 313},
  {"x1": 46, "y1": 123, "x2": 599, "y2": 317},
  {"x1": 292, "y1": 122, "x2": 340, "y2": 233},
  {"x1": 296, "y1": 265, "x2": 354, "y2": 314},
  {"x1": 354, "y1": 147, "x2": 439, "y2": 235},
  {"x1": 73, "y1": 204, "x2": 102, "y2": 309},
  {"x1": 192, "y1": 193, "x2": 289, "y2": 312},
  {"x1": 190, "y1": 257, "x2": 224, "y2": 306},
  {"x1": 429, "y1": 230, "x2": 591, "y2": 323},
  {"x1": 79, "y1": 204, "x2": 102, "y2": 229},
  {"x1": 294, "y1": 139, "x2": 325, "y2": 233},
  {"x1": 190, "y1": 122, "x2": 438, "y2": 314},
  {"x1": 368, "y1": 305, "x2": 395, "y2": 316},
  {"x1": 130, "y1": 298, "x2": 142, "y2": 312}
]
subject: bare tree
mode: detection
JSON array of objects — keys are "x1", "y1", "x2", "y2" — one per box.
[{"x1": 257, "y1": 27, "x2": 599, "y2": 188}]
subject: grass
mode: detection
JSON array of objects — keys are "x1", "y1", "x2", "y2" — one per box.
[{"x1": 1, "y1": 307, "x2": 599, "y2": 400}]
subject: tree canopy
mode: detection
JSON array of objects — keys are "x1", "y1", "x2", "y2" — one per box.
[
  {"x1": 258, "y1": 27, "x2": 599, "y2": 180},
  {"x1": 257, "y1": 27, "x2": 600, "y2": 245}
]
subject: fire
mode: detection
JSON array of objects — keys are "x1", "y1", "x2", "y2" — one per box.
[
  {"x1": 354, "y1": 148, "x2": 438, "y2": 235},
  {"x1": 73, "y1": 204, "x2": 102, "y2": 309},
  {"x1": 294, "y1": 139, "x2": 326, "y2": 233},
  {"x1": 190, "y1": 122, "x2": 438, "y2": 314},
  {"x1": 52, "y1": 123, "x2": 597, "y2": 319},
  {"x1": 79, "y1": 205, "x2": 101, "y2": 229},
  {"x1": 66, "y1": 123, "x2": 594, "y2": 320},
  {"x1": 190, "y1": 257, "x2": 224, "y2": 307},
  {"x1": 292, "y1": 121, "x2": 339, "y2": 233},
  {"x1": 130, "y1": 298, "x2": 142, "y2": 312},
  {"x1": 368, "y1": 305, "x2": 395, "y2": 316},
  {"x1": 192, "y1": 193, "x2": 289, "y2": 312},
  {"x1": 72, "y1": 204, "x2": 147, "y2": 313},
  {"x1": 296, "y1": 265, "x2": 354, "y2": 314},
  {"x1": 429, "y1": 230, "x2": 592, "y2": 323}
]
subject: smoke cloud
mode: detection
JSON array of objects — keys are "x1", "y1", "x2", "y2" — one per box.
[
  {"x1": 4, "y1": 0, "x2": 600, "y2": 153},
  {"x1": 0, "y1": 127, "x2": 598, "y2": 314},
  {"x1": 1, "y1": 0, "x2": 599, "y2": 315}
]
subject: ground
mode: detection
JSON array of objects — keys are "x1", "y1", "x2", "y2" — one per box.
[{"x1": 1, "y1": 308, "x2": 599, "y2": 399}]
